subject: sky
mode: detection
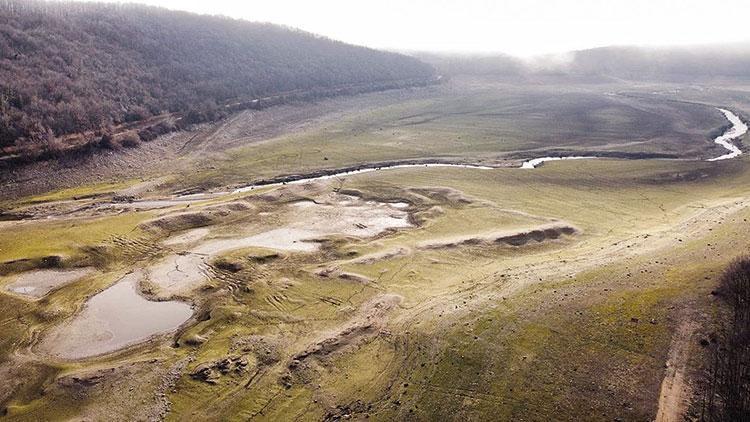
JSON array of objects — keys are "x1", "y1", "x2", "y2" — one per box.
[{"x1": 82, "y1": 0, "x2": 750, "y2": 57}]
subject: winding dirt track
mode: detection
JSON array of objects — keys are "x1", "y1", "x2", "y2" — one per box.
[{"x1": 655, "y1": 320, "x2": 698, "y2": 422}]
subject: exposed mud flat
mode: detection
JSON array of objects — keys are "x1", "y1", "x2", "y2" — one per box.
[
  {"x1": 148, "y1": 194, "x2": 412, "y2": 297},
  {"x1": 163, "y1": 228, "x2": 211, "y2": 246},
  {"x1": 149, "y1": 228, "x2": 319, "y2": 297},
  {"x1": 288, "y1": 198, "x2": 411, "y2": 237},
  {"x1": 519, "y1": 108, "x2": 747, "y2": 168},
  {"x1": 4, "y1": 267, "x2": 95, "y2": 299},
  {"x1": 5, "y1": 86, "x2": 750, "y2": 420},
  {"x1": 198, "y1": 228, "x2": 320, "y2": 253},
  {"x1": 41, "y1": 271, "x2": 193, "y2": 360}
]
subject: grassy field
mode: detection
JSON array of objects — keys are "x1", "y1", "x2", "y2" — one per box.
[{"x1": 1, "y1": 78, "x2": 749, "y2": 421}]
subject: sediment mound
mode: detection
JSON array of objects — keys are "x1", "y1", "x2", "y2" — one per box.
[
  {"x1": 407, "y1": 187, "x2": 473, "y2": 205},
  {"x1": 190, "y1": 356, "x2": 250, "y2": 385},
  {"x1": 418, "y1": 224, "x2": 578, "y2": 250},
  {"x1": 252, "y1": 183, "x2": 328, "y2": 203},
  {"x1": 140, "y1": 202, "x2": 253, "y2": 234},
  {"x1": 0, "y1": 255, "x2": 64, "y2": 275},
  {"x1": 314, "y1": 267, "x2": 373, "y2": 283},
  {"x1": 140, "y1": 212, "x2": 214, "y2": 234},
  {"x1": 349, "y1": 247, "x2": 411, "y2": 265}
]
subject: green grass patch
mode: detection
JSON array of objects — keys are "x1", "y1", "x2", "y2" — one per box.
[{"x1": 0, "y1": 212, "x2": 152, "y2": 263}]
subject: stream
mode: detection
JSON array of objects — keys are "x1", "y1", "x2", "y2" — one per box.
[
  {"x1": 707, "y1": 108, "x2": 748, "y2": 161},
  {"x1": 231, "y1": 163, "x2": 495, "y2": 194}
]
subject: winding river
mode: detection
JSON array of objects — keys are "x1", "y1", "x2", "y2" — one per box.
[
  {"x1": 707, "y1": 108, "x2": 748, "y2": 161},
  {"x1": 520, "y1": 156, "x2": 598, "y2": 169},
  {"x1": 231, "y1": 163, "x2": 494, "y2": 194},
  {"x1": 225, "y1": 107, "x2": 748, "y2": 191}
]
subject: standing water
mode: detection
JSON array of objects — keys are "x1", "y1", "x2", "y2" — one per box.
[{"x1": 41, "y1": 271, "x2": 193, "y2": 359}]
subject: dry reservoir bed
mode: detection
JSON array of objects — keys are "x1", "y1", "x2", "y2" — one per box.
[{"x1": 0, "y1": 93, "x2": 749, "y2": 420}]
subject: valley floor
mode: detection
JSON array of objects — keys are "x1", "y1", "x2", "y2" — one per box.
[{"x1": 1, "y1": 77, "x2": 750, "y2": 421}]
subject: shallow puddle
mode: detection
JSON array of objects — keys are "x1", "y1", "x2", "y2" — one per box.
[
  {"x1": 41, "y1": 271, "x2": 192, "y2": 360},
  {"x1": 198, "y1": 227, "x2": 320, "y2": 253},
  {"x1": 4, "y1": 268, "x2": 95, "y2": 299}
]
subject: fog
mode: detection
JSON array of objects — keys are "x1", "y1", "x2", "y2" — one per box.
[
  {"x1": 74, "y1": 0, "x2": 750, "y2": 57},
  {"x1": 416, "y1": 43, "x2": 750, "y2": 82}
]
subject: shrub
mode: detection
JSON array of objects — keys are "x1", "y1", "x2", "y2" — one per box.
[
  {"x1": 99, "y1": 132, "x2": 116, "y2": 149},
  {"x1": 137, "y1": 128, "x2": 157, "y2": 142},
  {"x1": 118, "y1": 132, "x2": 140, "y2": 148},
  {"x1": 152, "y1": 121, "x2": 177, "y2": 135}
]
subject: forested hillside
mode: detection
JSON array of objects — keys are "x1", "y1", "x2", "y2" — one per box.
[
  {"x1": 0, "y1": 0, "x2": 435, "y2": 158},
  {"x1": 568, "y1": 45, "x2": 750, "y2": 80}
]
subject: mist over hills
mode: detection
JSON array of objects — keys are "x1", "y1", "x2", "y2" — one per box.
[
  {"x1": 571, "y1": 44, "x2": 750, "y2": 80},
  {"x1": 418, "y1": 44, "x2": 750, "y2": 81},
  {"x1": 0, "y1": 0, "x2": 434, "y2": 155}
]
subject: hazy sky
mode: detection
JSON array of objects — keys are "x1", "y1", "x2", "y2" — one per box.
[{"x1": 87, "y1": 0, "x2": 750, "y2": 56}]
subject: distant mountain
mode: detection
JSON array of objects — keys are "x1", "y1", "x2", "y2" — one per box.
[{"x1": 0, "y1": 1, "x2": 435, "y2": 157}]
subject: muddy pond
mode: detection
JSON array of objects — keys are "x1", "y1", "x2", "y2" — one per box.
[{"x1": 41, "y1": 271, "x2": 193, "y2": 360}]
